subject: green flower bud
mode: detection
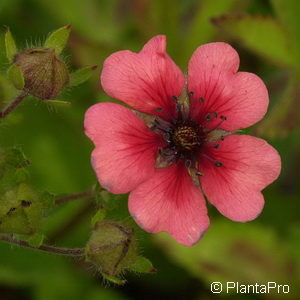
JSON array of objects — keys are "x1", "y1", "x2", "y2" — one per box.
[
  {"x1": 13, "y1": 47, "x2": 69, "y2": 99},
  {"x1": 85, "y1": 221, "x2": 138, "y2": 277}
]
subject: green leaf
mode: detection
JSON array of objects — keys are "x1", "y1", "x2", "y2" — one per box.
[
  {"x1": 4, "y1": 28, "x2": 17, "y2": 63},
  {"x1": 44, "y1": 25, "x2": 71, "y2": 55},
  {"x1": 7, "y1": 64, "x2": 25, "y2": 90},
  {"x1": 0, "y1": 183, "x2": 44, "y2": 235},
  {"x1": 185, "y1": 0, "x2": 249, "y2": 57},
  {"x1": 257, "y1": 75, "x2": 300, "y2": 138},
  {"x1": 130, "y1": 256, "x2": 156, "y2": 273},
  {"x1": 69, "y1": 66, "x2": 97, "y2": 87},
  {"x1": 155, "y1": 220, "x2": 297, "y2": 294},
  {"x1": 212, "y1": 14, "x2": 296, "y2": 67},
  {"x1": 270, "y1": 0, "x2": 300, "y2": 55}
]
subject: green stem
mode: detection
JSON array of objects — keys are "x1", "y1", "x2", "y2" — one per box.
[
  {"x1": 0, "y1": 236, "x2": 85, "y2": 256},
  {"x1": 0, "y1": 92, "x2": 28, "y2": 118}
]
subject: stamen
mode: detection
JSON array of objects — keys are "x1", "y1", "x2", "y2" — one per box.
[
  {"x1": 176, "y1": 103, "x2": 182, "y2": 112},
  {"x1": 206, "y1": 115, "x2": 227, "y2": 132},
  {"x1": 190, "y1": 96, "x2": 205, "y2": 120},
  {"x1": 206, "y1": 143, "x2": 219, "y2": 149},
  {"x1": 155, "y1": 107, "x2": 163, "y2": 112},
  {"x1": 185, "y1": 159, "x2": 192, "y2": 168},
  {"x1": 163, "y1": 133, "x2": 171, "y2": 142},
  {"x1": 172, "y1": 95, "x2": 179, "y2": 102},
  {"x1": 188, "y1": 91, "x2": 194, "y2": 98},
  {"x1": 201, "y1": 153, "x2": 223, "y2": 167},
  {"x1": 215, "y1": 162, "x2": 223, "y2": 167},
  {"x1": 159, "y1": 147, "x2": 177, "y2": 157}
]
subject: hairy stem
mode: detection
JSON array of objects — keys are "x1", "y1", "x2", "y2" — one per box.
[
  {"x1": 0, "y1": 236, "x2": 85, "y2": 256},
  {"x1": 55, "y1": 189, "x2": 94, "y2": 205},
  {"x1": 0, "y1": 92, "x2": 28, "y2": 118}
]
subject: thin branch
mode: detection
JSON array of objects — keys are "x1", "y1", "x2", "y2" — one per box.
[
  {"x1": 0, "y1": 92, "x2": 28, "y2": 118},
  {"x1": 0, "y1": 236, "x2": 85, "y2": 256},
  {"x1": 55, "y1": 189, "x2": 94, "y2": 205}
]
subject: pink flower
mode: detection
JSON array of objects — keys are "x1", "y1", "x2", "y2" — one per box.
[{"x1": 84, "y1": 36, "x2": 281, "y2": 246}]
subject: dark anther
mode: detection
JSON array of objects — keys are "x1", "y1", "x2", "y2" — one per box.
[
  {"x1": 155, "y1": 107, "x2": 163, "y2": 112},
  {"x1": 172, "y1": 95, "x2": 179, "y2": 102},
  {"x1": 163, "y1": 133, "x2": 171, "y2": 142},
  {"x1": 199, "y1": 97, "x2": 205, "y2": 103},
  {"x1": 213, "y1": 144, "x2": 219, "y2": 149},
  {"x1": 214, "y1": 161, "x2": 223, "y2": 167},
  {"x1": 185, "y1": 160, "x2": 192, "y2": 168},
  {"x1": 188, "y1": 91, "x2": 194, "y2": 97},
  {"x1": 21, "y1": 200, "x2": 32, "y2": 207},
  {"x1": 176, "y1": 103, "x2": 182, "y2": 112},
  {"x1": 205, "y1": 113, "x2": 212, "y2": 120},
  {"x1": 220, "y1": 115, "x2": 227, "y2": 120}
]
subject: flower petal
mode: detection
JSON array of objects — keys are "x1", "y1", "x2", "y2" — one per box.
[
  {"x1": 101, "y1": 35, "x2": 185, "y2": 121},
  {"x1": 84, "y1": 102, "x2": 163, "y2": 194},
  {"x1": 188, "y1": 42, "x2": 268, "y2": 131},
  {"x1": 199, "y1": 135, "x2": 281, "y2": 222},
  {"x1": 129, "y1": 162, "x2": 210, "y2": 246}
]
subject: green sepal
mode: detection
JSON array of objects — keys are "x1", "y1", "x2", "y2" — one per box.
[
  {"x1": 4, "y1": 28, "x2": 18, "y2": 63},
  {"x1": 26, "y1": 232, "x2": 45, "y2": 247},
  {"x1": 44, "y1": 25, "x2": 71, "y2": 55},
  {"x1": 69, "y1": 65, "x2": 97, "y2": 87},
  {"x1": 85, "y1": 221, "x2": 138, "y2": 277},
  {"x1": 46, "y1": 100, "x2": 72, "y2": 107},
  {"x1": 101, "y1": 273, "x2": 126, "y2": 285},
  {"x1": 7, "y1": 64, "x2": 25, "y2": 90},
  {"x1": 206, "y1": 129, "x2": 232, "y2": 142},
  {"x1": 130, "y1": 256, "x2": 156, "y2": 273},
  {"x1": 91, "y1": 207, "x2": 106, "y2": 228}
]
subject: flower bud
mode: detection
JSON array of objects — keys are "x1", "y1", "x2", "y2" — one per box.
[
  {"x1": 85, "y1": 221, "x2": 138, "y2": 277},
  {"x1": 13, "y1": 47, "x2": 69, "y2": 99}
]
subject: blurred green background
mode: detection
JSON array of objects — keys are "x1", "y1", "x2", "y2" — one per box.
[{"x1": 0, "y1": 0, "x2": 300, "y2": 299}]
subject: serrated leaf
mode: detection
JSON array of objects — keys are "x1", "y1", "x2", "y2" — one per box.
[
  {"x1": 44, "y1": 25, "x2": 71, "y2": 55},
  {"x1": 256, "y1": 76, "x2": 300, "y2": 138},
  {"x1": 4, "y1": 28, "x2": 17, "y2": 63},
  {"x1": 212, "y1": 14, "x2": 296, "y2": 67},
  {"x1": 69, "y1": 66, "x2": 97, "y2": 87},
  {"x1": 7, "y1": 64, "x2": 24, "y2": 90},
  {"x1": 185, "y1": 0, "x2": 247, "y2": 52},
  {"x1": 270, "y1": 0, "x2": 300, "y2": 56},
  {"x1": 130, "y1": 256, "x2": 156, "y2": 273},
  {"x1": 155, "y1": 220, "x2": 297, "y2": 293}
]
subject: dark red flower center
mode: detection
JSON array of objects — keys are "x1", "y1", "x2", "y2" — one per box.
[
  {"x1": 150, "y1": 92, "x2": 227, "y2": 174},
  {"x1": 172, "y1": 125, "x2": 201, "y2": 151}
]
